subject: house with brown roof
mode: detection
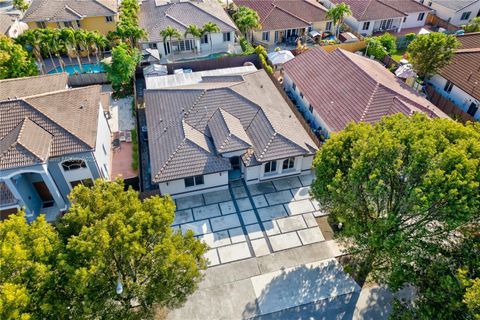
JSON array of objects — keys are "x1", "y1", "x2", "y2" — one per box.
[
  {"x1": 414, "y1": 0, "x2": 480, "y2": 27},
  {"x1": 282, "y1": 47, "x2": 447, "y2": 136},
  {"x1": 323, "y1": 0, "x2": 432, "y2": 36},
  {"x1": 0, "y1": 74, "x2": 112, "y2": 221},
  {"x1": 427, "y1": 32, "x2": 480, "y2": 120},
  {"x1": 144, "y1": 68, "x2": 318, "y2": 198},
  {"x1": 233, "y1": 0, "x2": 331, "y2": 51},
  {"x1": 139, "y1": 0, "x2": 239, "y2": 62},
  {"x1": 22, "y1": 0, "x2": 118, "y2": 35}
]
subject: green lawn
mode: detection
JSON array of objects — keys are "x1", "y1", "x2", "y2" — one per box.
[{"x1": 391, "y1": 49, "x2": 408, "y2": 62}]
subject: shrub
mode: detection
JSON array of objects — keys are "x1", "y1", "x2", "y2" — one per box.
[
  {"x1": 131, "y1": 128, "x2": 139, "y2": 170},
  {"x1": 239, "y1": 36, "x2": 254, "y2": 54},
  {"x1": 254, "y1": 45, "x2": 267, "y2": 57},
  {"x1": 379, "y1": 32, "x2": 397, "y2": 55}
]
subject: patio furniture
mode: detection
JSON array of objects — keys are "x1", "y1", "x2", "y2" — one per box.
[
  {"x1": 112, "y1": 138, "x2": 121, "y2": 151},
  {"x1": 119, "y1": 131, "x2": 126, "y2": 142},
  {"x1": 124, "y1": 130, "x2": 132, "y2": 142}
]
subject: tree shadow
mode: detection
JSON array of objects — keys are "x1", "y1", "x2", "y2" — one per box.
[
  {"x1": 242, "y1": 259, "x2": 361, "y2": 320},
  {"x1": 354, "y1": 285, "x2": 393, "y2": 320}
]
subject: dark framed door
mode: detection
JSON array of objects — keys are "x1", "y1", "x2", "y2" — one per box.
[
  {"x1": 33, "y1": 181, "x2": 53, "y2": 202},
  {"x1": 230, "y1": 156, "x2": 241, "y2": 170}
]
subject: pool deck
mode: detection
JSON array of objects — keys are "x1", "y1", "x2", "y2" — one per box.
[{"x1": 42, "y1": 53, "x2": 111, "y2": 74}]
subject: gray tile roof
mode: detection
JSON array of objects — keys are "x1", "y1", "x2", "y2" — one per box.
[
  {"x1": 432, "y1": 0, "x2": 479, "y2": 11},
  {"x1": 0, "y1": 73, "x2": 68, "y2": 101},
  {"x1": 139, "y1": 0, "x2": 238, "y2": 43},
  {"x1": 283, "y1": 48, "x2": 448, "y2": 132},
  {"x1": 23, "y1": 0, "x2": 117, "y2": 22},
  {"x1": 0, "y1": 85, "x2": 103, "y2": 170},
  {"x1": 145, "y1": 70, "x2": 317, "y2": 183}
]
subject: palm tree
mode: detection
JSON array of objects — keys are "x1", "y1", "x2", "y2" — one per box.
[
  {"x1": 19, "y1": 30, "x2": 46, "y2": 74},
  {"x1": 160, "y1": 26, "x2": 182, "y2": 62},
  {"x1": 85, "y1": 31, "x2": 97, "y2": 64},
  {"x1": 326, "y1": 2, "x2": 351, "y2": 38},
  {"x1": 202, "y1": 22, "x2": 220, "y2": 54},
  {"x1": 94, "y1": 32, "x2": 108, "y2": 61},
  {"x1": 73, "y1": 29, "x2": 86, "y2": 73},
  {"x1": 59, "y1": 28, "x2": 76, "y2": 64},
  {"x1": 232, "y1": 6, "x2": 261, "y2": 43},
  {"x1": 40, "y1": 29, "x2": 59, "y2": 72},
  {"x1": 184, "y1": 25, "x2": 202, "y2": 59},
  {"x1": 51, "y1": 29, "x2": 66, "y2": 72}
]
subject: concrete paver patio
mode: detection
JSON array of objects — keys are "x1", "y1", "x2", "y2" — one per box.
[{"x1": 173, "y1": 172, "x2": 327, "y2": 267}]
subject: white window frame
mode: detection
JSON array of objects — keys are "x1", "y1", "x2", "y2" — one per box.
[
  {"x1": 262, "y1": 31, "x2": 270, "y2": 42},
  {"x1": 444, "y1": 80, "x2": 454, "y2": 93},
  {"x1": 223, "y1": 32, "x2": 231, "y2": 42},
  {"x1": 105, "y1": 16, "x2": 114, "y2": 22},
  {"x1": 282, "y1": 157, "x2": 295, "y2": 171},
  {"x1": 326, "y1": 21, "x2": 333, "y2": 31},
  {"x1": 184, "y1": 175, "x2": 204, "y2": 188},
  {"x1": 264, "y1": 161, "x2": 277, "y2": 174},
  {"x1": 362, "y1": 21, "x2": 370, "y2": 30},
  {"x1": 461, "y1": 11, "x2": 471, "y2": 21},
  {"x1": 417, "y1": 12, "x2": 425, "y2": 21}
]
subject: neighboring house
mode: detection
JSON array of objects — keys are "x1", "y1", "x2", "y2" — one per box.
[
  {"x1": 144, "y1": 69, "x2": 318, "y2": 198},
  {"x1": 0, "y1": 74, "x2": 112, "y2": 221},
  {"x1": 233, "y1": 0, "x2": 331, "y2": 50},
  {"x1": 22, "y1": 0, "x2": 118, "y2": 35},
  {"x1": 323, "y1": 0, "x2": 432, "y2": 36},
  {"x1": 139, "y1": 0, "x2": 238, "y2": 62},
  {"x1": 0, "y1": 13, "x2": 28, "y2": 38},
  {"x1": 428, "y1": 32, "x2": 480, "y2": 120},
  {"x1": 415, "y1": 0, "x2": 480, "y2": 27},
  {"x1": 282, "y1": 47, "x2": 447, "y2": 136}
]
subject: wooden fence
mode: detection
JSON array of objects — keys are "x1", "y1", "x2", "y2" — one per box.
[
  {"x1": 266, "y1": 72, "x2": 322, "y2": 149},
  {"x1": 382, "y1": 55, "x2": 400, "y2": 68},
  {"x1": 320, "y1": 40, "x2": 366, "y2": 53},
  {"x1": 426, "y1": 14, "x2": 460, "y2": 32},
  {"x1": 68, "y1": 72, "x2": 108, "y2": 87},
  {"x1": 165, "y1": 54, "x2": 261, "y2": 74},
  {"x1": 425, "y1": 85, "x2": 474, "y2": 123}
]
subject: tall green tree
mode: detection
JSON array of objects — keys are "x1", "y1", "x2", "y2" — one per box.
[
  {"x1": 184, "y1": 25, "x2": 203, "y2": 59},
  {"x1": 0, "y1": 35, "x2": 38, "y2": 79},
  {"x1": 407, "y1": 32, "x2": 459, "y2": 77},
  {"x1": 12, "y1": 0, "x2": 29, "y2": 11},
  {"x1": 326, "y1": 2, "x2": 351, "y2": 38},
  {"x1": 202, "y1": 22, "x2": 220, "y2": 54},
  {"x1": 115, "y1": 0, "x2": 146, "y2": 48},
  {"x1": 51, "y1": 29, "x2": 66, "y2": 72},
  {"x1": 16, "y1": 29, "x2": 46, "y2": 74},
  {"x1": 57, "y1": 179, "x2": 208, "y2": 319},
  {"x1": 104, "y1": 42, "x2": 139, "y2": 95},
  {"x1": 39, "y1": 29, "x2": 59, "y2": 72},
  {"x1": 311, "y1": 114, "x2": 480, "y2": 318},
  {"x1": 160, "y1": 26, "x2": 182, "y2": 62},
  {"x1": 232, "y1": 6, "x2": 261, "y2": 42}
]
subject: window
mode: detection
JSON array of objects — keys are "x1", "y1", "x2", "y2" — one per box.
[
  {"x1": 326, "y1": 21, "x2": 332, "y2": 31},
  {"x1": 309, "y1": 104, "x2": 313, "y2": 113},
  {"x1": 380, "y1": 19, "x2": 393, "y2": 30},
  {"x1": 428, "y1": 1, "x2": 432, "y2": 7},
  {"x1": 300, "y1": 92, "x2": 304, "y2": 99},
  {"x1": 37, "y1": 21, "x2": 47, "y2": 28},
  {"x1": 443, "y1": 80, "x2": 454, "y2": 93},
  {"x1": 184, "y1": 175, "x2": 204, "y2": 188},
  {"x1": 148, "y1": 42, "x2": 157, "y2": 49},
  {"x1": 264, "y1": 161, "x2": 277, "y2": 174},
  {"x1": 403, "y1": 17, "x2": 407, "y2": 23},
  {"x1": 70, "y1": 178, "x2": 94, "y2": 189},
  {"x1": 292, "y1": 82, "x2": 296, "y2": 91},
  {"x1": 420, "y1": 0, "x2": 424, "y2": 4},
  {"x1": 223, "y1": 32, "x2": 231, "y2": 42},
  {"x1": 64, "y1": 21, "x2": 74, "y2": 28},
  {"x1": 102, "y1": 144, "x2": 107, "y2": 155},
  {"x1": 362, "y1": 21, "x2": 370, "y2": 30},
  {"x1": 282, "y1": 157, "x2": 295, "y2": 170},
  {"x1": 62, "y1": 159, "x2": 87, "y2": 171},
  {"x1": 467, "y1": 102, "x2": 478, "y2": 117},
  {"x1": 103, "y1": 164, "x2": 109, "y2": 177},
  {"x1": 417, "y1": 12, "x2": 425, "y2": 21},
  {"x1": 201, "y1": 34, "x2": 208, "y2": 44},
  {"x1": 262, "y1": 31, "x2": 270, "y2": 42},
  {"x1": 76, "y1": 20, "x2": 81, "y2": 28},
  {"x1": 105, "y1": 16, "x2": 114, "y2": 22},
  {"x1": 461, "y1": 11, "x2": 472, "y2": 20}
]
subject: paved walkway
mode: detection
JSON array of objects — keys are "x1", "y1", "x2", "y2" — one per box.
[{"x1": 174, "y1": 173, "x2": 329, "y2": 266}]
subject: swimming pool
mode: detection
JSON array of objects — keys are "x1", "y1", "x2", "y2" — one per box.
[
  {"x1": 48, "y1": 63, "x2": 105, "y2": 75},
  {"x1": 176, "y1": 52, "x2": 228, "y2": 62}
]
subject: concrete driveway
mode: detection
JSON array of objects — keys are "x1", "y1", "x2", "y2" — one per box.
[{"x1": 174, "y1": 173, "x2": 328, "y2": 266}]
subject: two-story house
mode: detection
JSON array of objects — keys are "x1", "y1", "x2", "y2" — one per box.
[
  {"x1": 139, "y1": 0, "x2": 239, "y2": 63},
  {"x1": 234, "y1": 0, "x2": 331, "y2": 51},
  {"x1": 22, "y1": 0, "x2": 118, "y2": 35},
  {"x1": 323, "y1": 0, "x2": 432, "y2": 36},
  {"x1": 416, "y1": 0, "x2": 480, "y2": 27},
  {"x1": 0, "y1": 74, "x2": 112, "y2": 221}
]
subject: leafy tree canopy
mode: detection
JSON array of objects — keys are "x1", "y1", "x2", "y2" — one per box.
[
  {"x1": 312, "y1": 114, "x2": 480, "y2": 318},
  {"x1": 12, "y1": 0, "x2": 29, "y2": 12},
  {"x1": 0, "y1": 35, "x2": 38, "y2": 79},
  {"x1": 104, "y1": 42, "x2": 140, "y2": 95},
  {"x1": 407, "y1": 32, "x2": 459, "y2": 77},
  {"x1": 232, "y1": 6, "x2": 261, "y2": 39},
  {"x1": 365, "y1": 36, "x2": 388, "y2": 59},
  {"x1": 0, "y1": 180, "x2": 207, "y2": 320},
  {"x1": 463, "y1": 17, "x2": 480, "y2": 33}
]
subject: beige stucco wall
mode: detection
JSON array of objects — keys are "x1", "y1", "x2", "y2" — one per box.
[{"x1": 26, "y1": 15, "x2": 117, "y2": 35}]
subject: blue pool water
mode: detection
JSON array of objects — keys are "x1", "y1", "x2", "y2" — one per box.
[
  {"x1": 176, "y1": 52, "x2": 228, "y2": 62},
  {"x1": 48, "y1": 63, "x2": 105, "y2": 75}
]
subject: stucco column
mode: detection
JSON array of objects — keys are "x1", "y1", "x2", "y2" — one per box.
[
  {"x1": 40, "y1": 167, "x2": 67, "y2": 211},
  {"x1": 398, "y1": 18, "x2": 404, "y2": 33}
]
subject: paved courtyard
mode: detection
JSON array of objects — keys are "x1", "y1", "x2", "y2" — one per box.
[{"x1": 173, "y1": 172, "x2": 328, "y2": 266}]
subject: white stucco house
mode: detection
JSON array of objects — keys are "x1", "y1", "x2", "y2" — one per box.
[
  {"x1": 282, "y1": 47, "x2": 447, "y2": 137},
  {"x1": 144, "y1": 68, "x2": 318, "y2": 198},
  {"x1": 323, "y1": 0, "x2": 432, "y2": 36},
  {"x1": 427, "y1": 33, "x2": 480, "y2": 120},
  {"x1": 139, "y1": 0, "x2": 239, "y2": 63},
  {"x1": 415, "y1": 0, "x2": 480, "y2": 27},
  {"x1": 0, "y1": 74, "x2": 112, "y2": 221}
]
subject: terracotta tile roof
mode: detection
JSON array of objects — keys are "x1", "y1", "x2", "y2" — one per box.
[
  {"x1": 457, "y1": 32, "x2": 480, "y2": 49},
  {"x1": 22, "y1": 0, "x2": 117, "y2": 22},
  {"x1": 439, "y1": 49, "x2": 480, "y2": 101},
  {"x1": 283, "y1": 47, "x2": 447, "y2": 132},
  {"x1": 145, "y1": 70, "x2": 317, "y2": 183},
  {"x1": 331, "y1": 0, "x2": 402, "y2": 21},
  {"x1": 234, "y1": 0, "x2": 328, "y2": 31},
  {"x1": 139, "y1": 0, "x2": 237, "y2": 43},
  {"x1": 0, "y1": 73, "x2": 68, "y2": 101},
  {"x1": 379, "y1": 0, "x2": 432, "y2": 13},
  {"x1": 0, "y1": 86, "x2": 103, "y2": 170}
]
